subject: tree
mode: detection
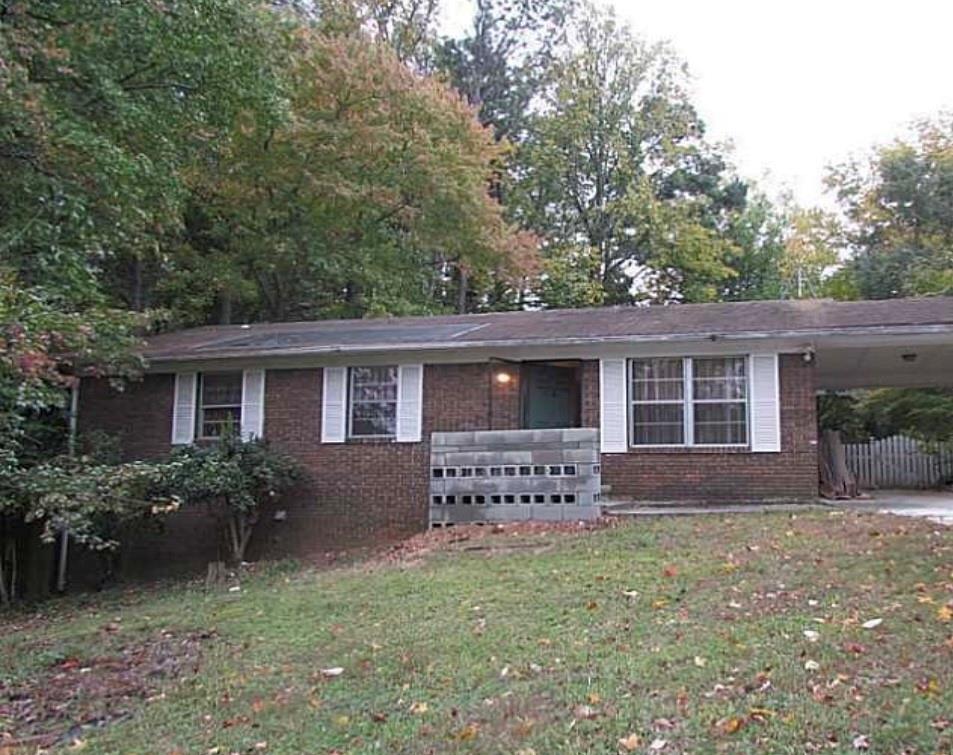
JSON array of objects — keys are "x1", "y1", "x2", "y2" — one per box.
[
  {"x1": 511, "y1": 4, "x2": 747, "y2": 307},
  {"x1": 435, "y1": 0, "x2": 575, "y2": 143},
  {"x1": 778, "y1": 207, "x2": 840, "y2": 299},
  {"x1": 177, "y1": 32, "x2": 536, "y2": 322},
  {"x1": 828, "y1": 113, "x2": 953, "y2": 299},
  {"x1": 162, "y1": 436, "x2": 301, "y2": 564},
  {"x1": 1, "y1": 0, "x2": 288, "y2": 315}
]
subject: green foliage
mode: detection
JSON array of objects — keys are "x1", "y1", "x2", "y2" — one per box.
[
  {"x1": 162, "y1": 436, "x2": 301, "y2": 562},
  {"x1": 818, "y1": 388, "x2": 953, "y2": 445},
  {"x1": 13, "y1": 457, "x2": 178, "y2": 552},
  {"x1": 435, "y1": 0, "x2": 575, "y2": 142},
  {"x1": 828, "y1": 113, "x2": 953, "y2": 300},
  {"x1": 180, "y1": 31, "x2": 535, "y2": 322},
  {"x1": 860, "y1": 388, "x2": 953, "y2": 444},
  {"x1": 510, "y1": 4, "x2": 749, "y2": 306}
]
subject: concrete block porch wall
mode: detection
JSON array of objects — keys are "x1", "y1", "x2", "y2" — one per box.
[{"x1": 429, "y1": 428, "x2": 602, "y2": 524}]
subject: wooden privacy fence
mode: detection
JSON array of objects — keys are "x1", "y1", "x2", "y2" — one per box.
[{"x1": 844, "y1": 435, "x2": 953, "y2": 489}]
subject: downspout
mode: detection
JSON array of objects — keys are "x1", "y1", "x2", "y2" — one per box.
[{"x1": 57, "y1": 381, "x2": 80, "y2": 593}]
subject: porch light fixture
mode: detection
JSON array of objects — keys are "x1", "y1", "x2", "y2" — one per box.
[{"x1": 495, "y1": 370, "x2": 513, "y2": 385}]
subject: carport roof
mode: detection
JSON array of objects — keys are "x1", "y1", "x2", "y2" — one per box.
[{"x1": 143, "y1": 296, "x2": 953, "y2": 363}]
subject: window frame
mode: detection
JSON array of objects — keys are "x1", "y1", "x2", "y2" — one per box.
[
  {"x1": 628, "y1": 356, "x2": 751, "y2": 449},
  {"x1": 195, "y1": 370, "x2": 244, "y2": 440},
  {"x1": 628, "y1": 357, "x2": 687, "y2": 448},
  {"x1": 347, "y1": 365, "x2": 399, "y2": 440}
]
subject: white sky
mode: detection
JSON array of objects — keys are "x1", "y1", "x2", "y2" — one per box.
[{"x1": 441, "y1": 0, "x2": 953, "y2": 208}]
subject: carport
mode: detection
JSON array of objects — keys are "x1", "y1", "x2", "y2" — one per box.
[{"x1": 810, "y1": 300, "x2": 953, "y2": 499}]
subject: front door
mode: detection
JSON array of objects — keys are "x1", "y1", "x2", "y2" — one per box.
[{"x1": 521, "y1": 363, "x2": 581, "y2": 429}]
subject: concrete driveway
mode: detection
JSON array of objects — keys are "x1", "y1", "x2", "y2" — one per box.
[{"x1": 838, "y1": 489, "x2": 953, "y2": 525}]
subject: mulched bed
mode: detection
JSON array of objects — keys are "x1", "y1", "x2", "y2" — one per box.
[{"x1": 0, "y1": 628, "x2": 216, "y2": 750}]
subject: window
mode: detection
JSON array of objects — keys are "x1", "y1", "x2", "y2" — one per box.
[
  {"x1": 348, "y1": 366, "x2": 398, "y2": 438},
  {"x1": 197, "y1": 371, "x2": 243, "y2": 438},
  {"x1": 630, "y1": 357, "x2": 748, "y2": 447},
  {"x1": 692, "y1": 357, "x2": 748, "y2": 445},
  {"x1": 631, "y1": 358, "x2": 685, "y2": 445}
]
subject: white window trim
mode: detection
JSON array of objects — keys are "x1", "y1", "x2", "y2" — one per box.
[
  {"x1": 347, "y1": 365, "x2": 399, "y2": 440},
  {"x1": 628, "y1": 356, "x2": 751, "y2": 449}
]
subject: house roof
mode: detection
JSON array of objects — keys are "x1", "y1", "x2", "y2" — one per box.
[{"x1": 143, "y1": 296, "x2": 953, "y2": 364}]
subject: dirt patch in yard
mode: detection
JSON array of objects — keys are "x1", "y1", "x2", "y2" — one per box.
[
  {"x1": 372, "y1": 518, "x2": 620, "y2": 566},
  {"x1": 0, "y1": 628, "x2": 216, "y2": 751}
]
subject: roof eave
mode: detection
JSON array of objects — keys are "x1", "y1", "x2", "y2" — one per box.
[{"x1": 141, "y1": 323, "x2": 953, "y2": 368}]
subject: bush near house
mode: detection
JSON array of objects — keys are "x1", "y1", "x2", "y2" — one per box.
[
  {"x1": 0, "y1": 437, "x2": 300, "y2": 604},
  {"x1": 160, "y1": 436, "x2": 302, "y2": 565}
]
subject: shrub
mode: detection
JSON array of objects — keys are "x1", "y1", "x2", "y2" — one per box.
[{"x1": 162, "y1": 436, "x2": 301, "y2": 564}]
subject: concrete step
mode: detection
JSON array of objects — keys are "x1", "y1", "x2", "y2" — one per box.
[{"x1": 603, "y1": 501, "x2": 829, "y2": 517}]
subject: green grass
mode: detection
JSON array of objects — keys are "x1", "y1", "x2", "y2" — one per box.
[{"x1": 2, "y1": 511, "x2": 952, "y2": 754}]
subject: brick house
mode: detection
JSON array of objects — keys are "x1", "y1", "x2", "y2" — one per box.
[{"x1": 78, "y1": 297, "x2": 953, "y2": 572}]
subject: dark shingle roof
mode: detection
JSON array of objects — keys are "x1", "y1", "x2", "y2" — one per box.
[{"x1": 143, "y1": 297, "x2": 953, "y2": 363}]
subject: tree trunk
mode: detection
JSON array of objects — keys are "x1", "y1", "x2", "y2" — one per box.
[
  {"x1": 457, "y1": 267, "x2": 469, "y2": 314},
  {"x1": 819, "y1": 429, "x2": 859, "y2": 499}
]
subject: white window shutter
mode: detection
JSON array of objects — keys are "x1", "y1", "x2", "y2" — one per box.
[
  {"x1": 171, "y1": 372, "x2": 197, "y2": 445},
  {"x1": 321, "y1": 367, "x2": 347, "y2": 443},
  {"x1": 240, "y1": 369, "x2": 266, "y2": 440},
  {"x1": 599, "y1": 359, "x2": 627, "y2": 453},
  {"x1": 396, "y1": 364, "x2": 424, "y2": 442},
  {"x1": 750, "y1": 353, "x2": 781, "y2": 452}
]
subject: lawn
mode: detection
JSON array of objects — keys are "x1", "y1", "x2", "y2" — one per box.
[{"x1": 1, "y1": 511, "x2": 952, "y2": 754}]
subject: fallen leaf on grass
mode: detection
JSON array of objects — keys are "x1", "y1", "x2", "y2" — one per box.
[
  {"x1": 861, "y1": 618, "x2": 882, "y2": 629},
  {"x1": 843, "y1": 642, "x2": 866, "y2": 654},
  {"x1": 572, "y1": 704, "x2": 598, "y2": 720},
  {"x1": 617, "y1": 733, "x2": 641, "y2": 751},
  {"x1": 693, "y1": 656, "x2": 707, "y2": 668},
  {"x1": 716, "y1": 716, "x2": 744, "y2": 735},
  {"x1": 852, "y1": 734, "x2": 870, "y2": 750},
  {"x1": 320, "y1": 667, "x2": 344, "y2": 678},
  {"x1": 648, "y1": 738, "x2": 667, "y2": 750},
  {"x1": 803, "y1": 630, "x2": 819, "y2": 642},
  {"x1": 454, "y1": 723, "x2": 479, "y2": 741},
  {"x1": 938, "y1": 605, "x2": 953, "y2": 622},
  {"x1": 662, "y1": 565, "x2": 679, "y2": 578},
  {"x1": 804, "y1": 660, "x2": 820, "y2": 671},
  {"x1": 409, "y1": 701, "x2": 429, "y2": 715}
]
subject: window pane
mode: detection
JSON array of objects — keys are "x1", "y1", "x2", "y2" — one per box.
[
  {"x1": 693, "y1": 402, "x2": 747, "y2": 445},
  {"x1": 350, "y1": 401, "x2": 397, "y2": 437},
  {"x1": 692, "y1": 357, "x2": 747, "y2": 400},
  {"x1": 201, "y1": 406, "x2": 241, "y2": 438},
  {"x1": 352, "y1": 382, "x2": 398, "y2": 402},
  {"x1": 351, "y1": 366, "x2": 397, "y2": 385},
  {"x1": 632, "y1": 358, "x2": 684, "y2": 401},
  {"x1": 201, "y1": 371, "x2": 243, "y2": 406},
  {"x1": 349, "y1": 366, "x2": 398, "y2": 437},
  {"x1": 632, "y1": 403, "x2": 684, "y2": 445}
]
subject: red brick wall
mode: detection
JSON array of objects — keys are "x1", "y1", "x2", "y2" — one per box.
[
  {"x1": 77, "y1": 363, "x2": 521, "y2": 571},
  {"x1": 581, "y1": 355, "x2": 819, "y2": 503}
]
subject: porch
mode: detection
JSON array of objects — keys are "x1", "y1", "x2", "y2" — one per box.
[{"x1": 429, "y1": 428, "x2": 602, "y2": 525}]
